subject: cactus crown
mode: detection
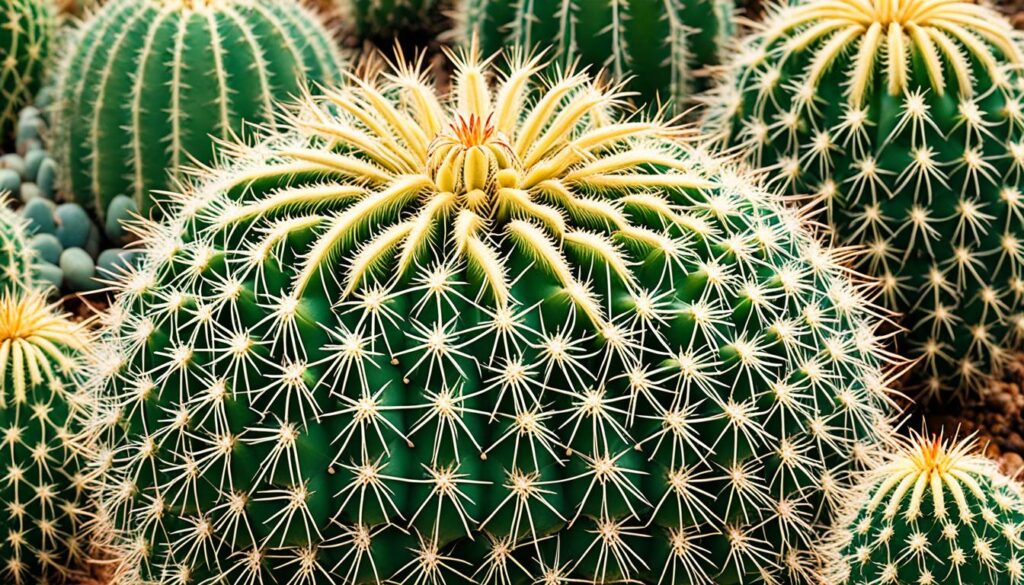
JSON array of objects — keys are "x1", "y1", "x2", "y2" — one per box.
[
  {"x1": 828, "y1": 434, "x2": 1024, "y2": 584},
  {"x1": 764, "y1": 0, "x2": 1023, "y2": 104},
  {"x1": 206, "y1": 47, "x2": 699, "y2": 321},
  {"x1": 0, "y1": 291, "x2": 84, "y2": 402}
]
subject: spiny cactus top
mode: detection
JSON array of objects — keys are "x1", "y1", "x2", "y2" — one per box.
[
  {"x1": 456, "y1": 0, "x2": 735, "y2": 108},
  {"x1": 0, "y1": 0, "x2": 53, "y2": 143},
  {"x1": 704, "y1": 0, "x2": 1024, "y2": 398},
  {"x1": 0, "y1": 291, "x2": 92, "y2": 584},
  {"x1": 88, "y1": 48, "x2": 898, "y2": 585},
  {"x1": 0, "y1": 196, "x2": 37, "y2": 293},
  {"x1": 826, "y1": 435, "x2": 1024, "y2": 585},
  {"x1": 53, "y1": 0, "x2": 345, "y2": 221}
]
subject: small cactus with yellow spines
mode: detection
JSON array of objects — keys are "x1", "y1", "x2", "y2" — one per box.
[
  {"x1": 826, "y1": 434, "x2": 1024, "y2": 585},
  {"x1": 704, "y1": 0, "x2": 1024, "y2": 398},
  {"x1": 0, "y1": 291, "x2": 93, "y2": 584}
]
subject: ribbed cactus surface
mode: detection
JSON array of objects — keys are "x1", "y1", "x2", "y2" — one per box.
[
  {"x1": 89, "y1": 50, "x2": 897, "y2": 585},
  {"x1": 54, "y1": 0, "x2": 345, "y2": 221},
  {"x1": 457, "y1": 0, "x2": 734, "y2": 107},
  {"x1": 339, "y1": 0, "x2": 438, "y2": 40},
  {"x1": 0, "y1": 0, "x2": 53, "y2": 142},
  {"x1": 0, "y1": 196, "x2": 36, "y2": 292},
  {"x1": 827, "y1": 435, "x2": 1024, "y2": 584},
  {"x1": 0, "y1": 291, "x2": 91, "y2": 584},
  {"x1": 704, "y1": 0, "x2": 1024, "y2": 398}
]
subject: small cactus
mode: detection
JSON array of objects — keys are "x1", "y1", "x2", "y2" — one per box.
[
  {"x1": 0, "y1": 0, "x2": 53, "y2": 143},
  {"x1": 88, "y1": 49, "x2": 898, "y2": 584},
  {"x1": 339, "y1": 0, "x2": 439, "y2": 43},
  {"x1": 455, "y1": 0, "x2": 735, "y2": 107},
  {"x1": 704, "y1": 0, "x2": 1024, "y2": 398},
  {"x1": 0, "y1": 195, "x2": 36, "y2": 293},
  {"x1": 826, "y1": 434, "x2": 1024, "y2": 585},
  {"x1": 0, "y1": 290, "x2": 93, "y2": 584},
  {"x1": 53, "y1": 0, "x2": 346, "y2": 221}
]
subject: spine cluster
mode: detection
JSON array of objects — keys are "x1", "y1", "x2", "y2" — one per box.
[{"x1": 53, "y1": 0, "x2": 345, "y2": 221}]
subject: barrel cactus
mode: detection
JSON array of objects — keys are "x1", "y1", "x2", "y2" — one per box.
[
  {"x1": 0, "y1": 0, "x2": 54, "y2": 143},
  {"x1": 53, "y1": 0, "x2": 345, "y2": 222},
  {"x1": 825, "y1": 434, "x2": 1024, "y2": 584},
  {"x1": 87, "y1": 49, "x2": 897, "y2": 585},
  {"x1": 455, "y1": 0, "x2": 735, "y2": 107},
  {"x1": 0, "y1": 195, "x2": 37, "y2": 292},
  {"x1": 704, "y1": 0, "x2": 1024, "y2": 398},
  {"x1": 0, "y1": 290, "x2": 92, "y2": 584},
  {"x1": 338, "y1": 0, "x2": 439, "y2": 43}
]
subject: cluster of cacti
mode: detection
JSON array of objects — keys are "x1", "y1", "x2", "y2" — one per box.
[
  {"x1": 53, "y1": 0, "x2": 346, "y2": 221},
  {"x1": 703, "y1": 0, "x2": 1024, "y2": 398},
  {"x1": 0, "y1": 196, "x2": 36, "y2": 293},
  {"x1": 456, "y1": 0, "x2": 735, "y2": 107},
  {"x1": 84, "y1": 49, "x2": 899, "y2": 585},
  {"x1": 825, "y1": 434, "x2": 1024, "y2": 584},
  {"x1": 339, "y1": 0, "x2": 439, "y2": 43},
  {"x1": 0, "y1": 0, "x2": 53, "y2": 144},
  {"x1": 0, "y1": 290, "x2": 92, "y2": 584}
]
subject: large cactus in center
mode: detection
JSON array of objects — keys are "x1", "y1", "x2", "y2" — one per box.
[
  {"x1": 53, "y1": 0, "x2": 345, "y2": 222},
  {"x1": 704, "y1": 0, "x2": 1024, "y2": 398},
  {"x1": 455, "y1": 0, "x2": 735, "y2": 108},
  {"x1": 88, "y1": 49, "x2": 897, "y2": 585},
  {"x1": 0, "y1": 291, "x2": 92, "y2": 584}
]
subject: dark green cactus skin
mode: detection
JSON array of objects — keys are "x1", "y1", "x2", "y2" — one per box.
[
  {"x1": 89, "y1": 56, "x2": 895, "y2": 585},
  {"x1": 458, "y1": 0, "x2": 734, "y2": 107},
  {"x1": 0, "y1": 0, "x2": 53, "y2": 143},
  {"x1": 0, "y1": 198, "x2": 36, "y2": 292},
  {"x1": 830, "y1": 441, "x2": 1024, "y2": 585},
  {"x1": 0, "y1": 294, "x2": 90, "y2": 585},
  {"x1": 53, "y1": 0, "x2": 345, "y2": 221},
  {"x1": 341, "y1": 0, "x2": 438, "y2": 40},
  {"x1": 704, "y1": 2, "x2": 1024, "y2": 398}
]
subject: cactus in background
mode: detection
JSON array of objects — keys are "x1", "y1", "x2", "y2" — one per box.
[
  {"x1": 704, "y1": 0, "x2": 1024, "y2": 398},
  {"x1": 53, "y1": 0, "x2": 345, "y2": 222},
  {"x1": 0, "y1": 291, "x2": 92, "y2": 584},
  {"x1": 825, "y1": 434, "x2": 1024, "y2": 584},
  {"x1": 456, "y1": 0, "x2": 735, "y2": 107},
  {"x1": 87, "y1": 48, "x2": 898, "y2": 585},
  {"x1": 0, "y1": 195, "x2": 37, "y2": 292},
  {"x1": 338, "y1": 0, "x2": 439, "y2": 43},
  {"x1": 0, "y1": 0, "x2": 54, "y2": 142}
]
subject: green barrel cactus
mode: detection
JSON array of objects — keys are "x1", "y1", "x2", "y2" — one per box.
[
  {"x1": 338, "y1": 0, "x2": 439, "y2": 43},
  {"x1": 455, "y1": 0, "x2": 735, "y2": 106},
  {"x1": 0, "y1": 290, "x2": 92, "y2": 584},
  {"x1": 704, "y1": 0, "x2": 1024, "y2": 398},
  {"x1": 53, "y1": 0, "x2": 345, "y2": 222},
  {"x1": 0, "y1": 0, "x2": 54, "y2": 143},
  {"x1": 826, "y1": 435, "x2": 1024, "y2": 584},
  {"x1": 0, "y1": 196, "x2": 35, "y2": 292},
  {"x1": 88, "y1": 49, "x2": 898, "y2": 585}
]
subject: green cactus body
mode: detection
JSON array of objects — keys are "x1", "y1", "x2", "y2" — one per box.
[
  {"x1": 0, "y1": 196, "x2": 36, "y2": 292},
  {"x1": 704, "y1": 0, "x2": 1024, "y2": 398},
  {"x1": 457, "y1": 0, "x2": 734, "y2": 108},
  {"x1": 53, "y1": 0, "x2": 345, "y2": 221},
  {"x1": 339, "y1": 0, "x2": 438, "y2": 40},
  {"x1": 0, "y1": 291, "x2": 92, "y2": 584},
  {"x1": 89, "y1": 51, "x2": 897, "y2": 585},
  {"x1": 827, "y1": 435, "x2": 1024, "y2": 584},
  {"x1": 0, "y1": 0, "x2": 53, "y2": 143}
]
